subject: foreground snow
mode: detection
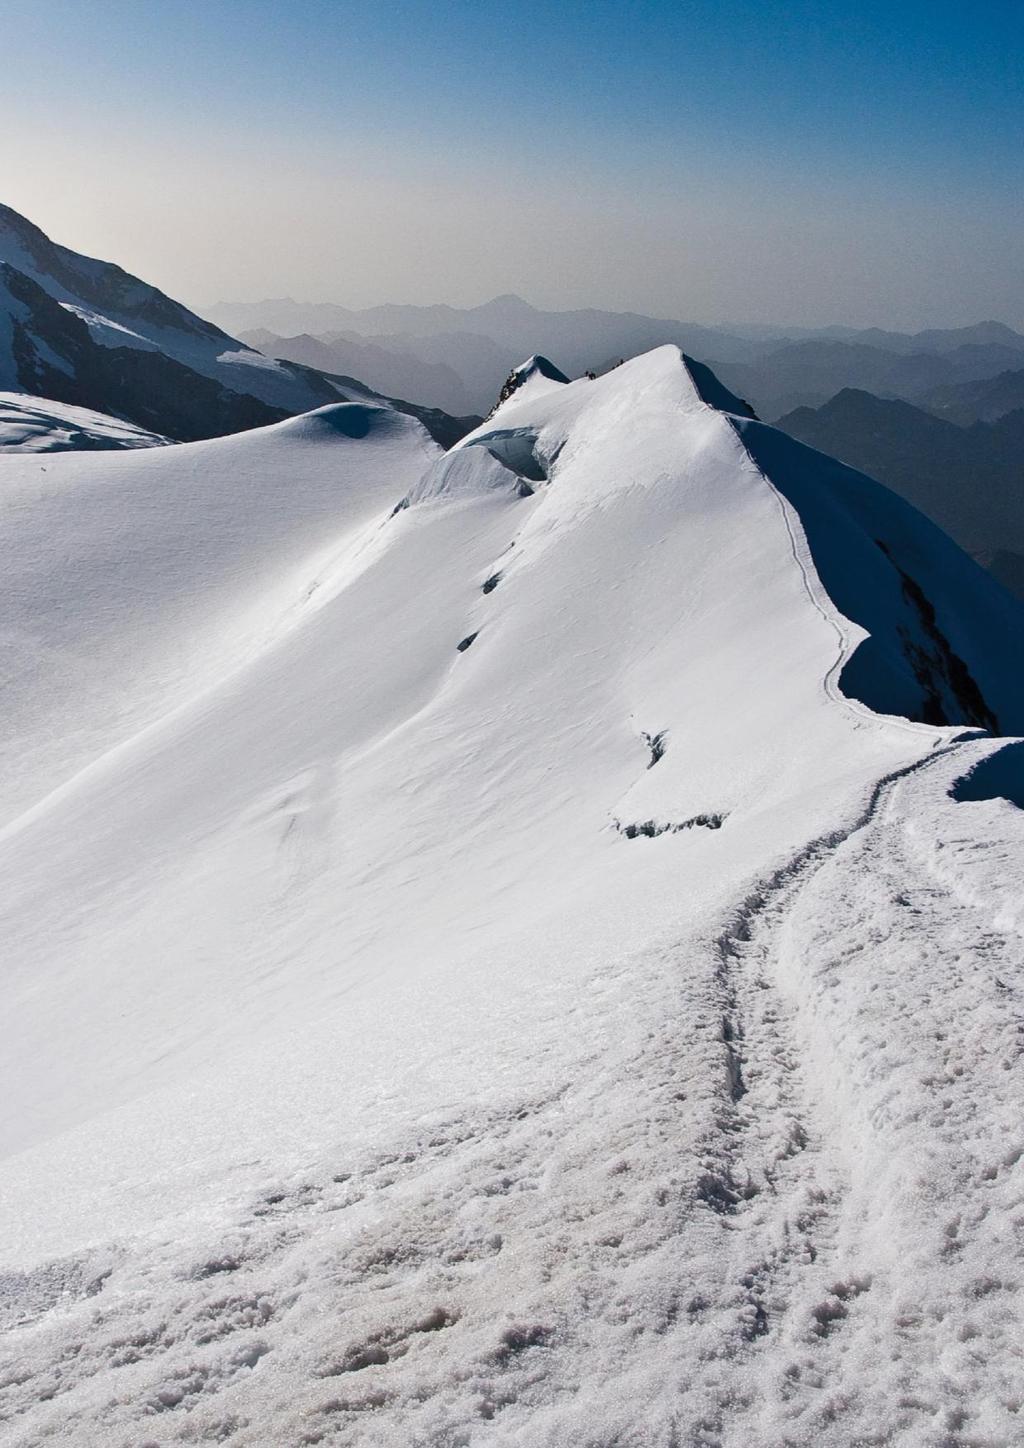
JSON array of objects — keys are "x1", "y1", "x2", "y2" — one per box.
[{"x1": 0, "y1": 350, "x2": 1021, "y2": 1446}]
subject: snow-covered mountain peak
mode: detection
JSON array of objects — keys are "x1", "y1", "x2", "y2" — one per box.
[
  {"x1": 488, "y1": 345, "x2": 755, "y2": 433},
  {"x1": 0, "y1": 202, "x2": 227, "y2": 345},
  {"x1": 0, "y1": 204, "x2": 478, "y2": 448},
  {"x1": 1, "y1": 336, "x2": 1023, "y2": 1445},
  {"x1": 515, "y1": 352, "x2": 565, "y2": 378},
  {"x1": 490, "y1": 352, "x2": 570, "y2": 413},
  {"x1": 460, "y1": 344, "x2": 1023, "y2": 733}
]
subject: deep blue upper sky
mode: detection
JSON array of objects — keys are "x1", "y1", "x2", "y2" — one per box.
[{"x1": 5, "y1": 0, "x2": 1022, "y2": 326}]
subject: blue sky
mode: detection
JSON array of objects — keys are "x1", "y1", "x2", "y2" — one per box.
[{"x1": 4, "y1": 0, "x2": 1022, "y2": 325}]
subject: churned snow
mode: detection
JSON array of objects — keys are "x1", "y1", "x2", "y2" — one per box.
[{"x1": 0, "y1": 348, "x2": 1021, "y2": 1447}]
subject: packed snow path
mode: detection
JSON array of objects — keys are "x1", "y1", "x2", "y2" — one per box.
[
  {"x1": 2, "y1": 738, "x2": 1020, "y2": 1446},
  {"x1": 0, "y1": 349, "x2": 1021, "y2": 1445}
]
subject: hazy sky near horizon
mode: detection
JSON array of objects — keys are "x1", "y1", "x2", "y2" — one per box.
[{"x1": 5, "y1": 0, "x2": 1023, "y2": 329}]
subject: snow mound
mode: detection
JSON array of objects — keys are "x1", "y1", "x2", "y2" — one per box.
[{"x1": 268, "y1": 400, "x2": 413, "y2": 442}]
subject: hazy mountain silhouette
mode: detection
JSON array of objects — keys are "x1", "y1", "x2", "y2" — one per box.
[
  {"x1": 776, "y1": 388, "x2": 1024, "y2": 599},
  {"x1": 920, "y1": 367, "x2": 1024, "y2": 424},
  {"x1": 711, "y1": 339, "x2": 1024, "y2": 420},
  {"x1": 209, "y1": 291, "x2": 1024, "y2": 419}
]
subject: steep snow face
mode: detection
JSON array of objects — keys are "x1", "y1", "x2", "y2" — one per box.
[
  {"x1": 0, "y1": 348, "x2": 1022, "y2": 1447},
  {"x1": 736, "y1": 419, "x2": 1024, "y2": 732},
  {"x1": 490, "y1": 353, "x2": 570, "y2": 414},
  {"x1": 0, "y1": 392, "x2": 172, "y2": 452}
]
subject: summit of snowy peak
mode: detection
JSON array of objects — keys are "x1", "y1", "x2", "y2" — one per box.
[
  {"x1": 460, "y1": 341, "x2": 1024, "y2": 733},
  {"x1": 482, "y1": 346, "x2": 755, "y2": 433},
  {"x1": 518, "y1": 353, "x2": 570, "y2": 383},
  {"x1": 490, "y1": 354, "x2": 570, "y2": 414},
  {"x1": 681, "y1": 353, "x2": 759, "y2": 419},
  {"x1": 608, "y1": 345, "x2": 757, "y2": 418}
]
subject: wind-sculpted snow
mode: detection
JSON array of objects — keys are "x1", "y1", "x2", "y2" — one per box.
[
  {"x1": 0, "y1": 391, "x2": 172, "y2": 452},
  {"x1": 0, "y1": 347, "x2": 1021, "y2": 1446}
]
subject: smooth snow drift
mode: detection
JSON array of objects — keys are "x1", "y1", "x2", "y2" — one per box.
[{"x1": 0, "y1": 348, "x2": 1021, "y2": 1447}]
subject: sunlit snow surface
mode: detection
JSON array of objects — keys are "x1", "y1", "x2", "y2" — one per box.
[
  {"x1": 0, "y1": 350, "x2": 1022, "y2": 1446},
  {"x1": 0, "y1": 392, "x2": 172, "y2": 452}
]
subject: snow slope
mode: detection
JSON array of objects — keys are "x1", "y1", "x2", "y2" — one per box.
[
  {"x1": 0, "y1": 392, "x2": 171, "y2": 452},
  {"x1": 0, "y1": 348, "x2": 1021, "y2": 1447}
]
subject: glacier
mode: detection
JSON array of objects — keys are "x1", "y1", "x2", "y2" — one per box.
[{"x1": 0, "y1": 347, "x2": 1021, "y2": 1447}]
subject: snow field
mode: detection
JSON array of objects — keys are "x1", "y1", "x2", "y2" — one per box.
[{"x1": 0, "y1": 348, "x2": 1021, "y2": 1445}]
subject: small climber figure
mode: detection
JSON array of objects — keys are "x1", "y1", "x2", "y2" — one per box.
[{"x1": 585, "y1": 370, "x2": 597, "y2": 380}]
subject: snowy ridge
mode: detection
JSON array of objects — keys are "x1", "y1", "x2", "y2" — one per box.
[
  {"x1": 0, "y1": 392, "x2": 172, "y2": 452},
  {"x1": 0, "y1": 347, "x2": 1021, "y2": 1446}
]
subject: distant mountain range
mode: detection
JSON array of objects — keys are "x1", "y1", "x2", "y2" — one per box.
[
  {"x1": 714, "y1": 338, "x2": 1024, "y2": 421},
  {"x1": 776, "y1": 388, "x2": 1024, "y2": 600},
  {"x1": 0, "y1": 205, "x2": 477, "y2": 447},
  {"x1": 237, "y1": 327, "x2": 482, "y2": 418},
  {"x1": 208, "y1": 293, "x2": 1024, "y2": 418},
  {"x1": 921, "y1": 366, "x2": 1024, "y2": 425},
  {"x1": 210, "y1": 294, "x2": 772, "y2": 414}
]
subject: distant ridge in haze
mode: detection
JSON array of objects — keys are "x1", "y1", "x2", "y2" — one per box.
[
  {"x1": 209, "y1": 292, "x2": 1024, "y2": 418},
  {"x1": 776, "y1": 388, "x2": 1024, "y2": 600},
  {"x1": 0, "y1": 204, "x2": 478, "y2": 447}
]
